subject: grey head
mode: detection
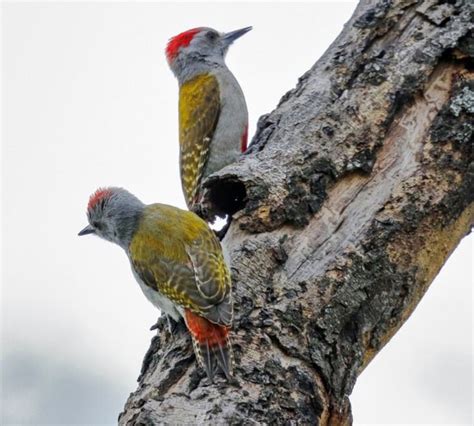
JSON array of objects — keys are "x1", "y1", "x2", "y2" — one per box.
[
  {"x1": 78, "y1": 187, "x2": 145, "y2": 249},
  {"x1": 166, "y1": 26, "x2": 252, "y2": 82}
]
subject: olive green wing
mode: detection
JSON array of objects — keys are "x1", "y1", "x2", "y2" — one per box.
[
  {"x1": 179, "y1": 73, "x2": 220, "y2": 208},
  {"x1": 129, "y1": 208, "x2": 232, "y2": 326},
  {"x1": 185, "y1": 230, "x2": 232, "y2": 325},
  {"x1": 131, "y1": 253, "x2": 206, "y2": 312}
]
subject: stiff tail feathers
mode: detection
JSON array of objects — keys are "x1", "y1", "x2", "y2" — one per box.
[{"x1": 185, "y1": 309, "x2": 233, "y2": 381}]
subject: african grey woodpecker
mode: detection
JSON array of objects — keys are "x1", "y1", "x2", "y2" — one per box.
[
  {"x1": 78, "y1": 187, "x2": 233, "y2": 381},
  {"x1": 166, "y1": 26, "x2": 251, "y2": 211}
]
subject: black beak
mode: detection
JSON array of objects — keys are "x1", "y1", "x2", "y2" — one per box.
[
  {"x1": 78, "y1": 224, "x2": 95, "y2": 236},
  {"x1": 222, "y1": 26, "x2": 252, "y2": 46}
]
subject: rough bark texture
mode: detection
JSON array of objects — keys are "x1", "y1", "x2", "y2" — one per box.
[{"x1": 120, "y1": 0, "x2": 473, "y2": 424}]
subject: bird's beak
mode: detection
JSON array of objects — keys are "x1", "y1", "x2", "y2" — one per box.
[
  {"x1": 222, "y1": 26, "x2": 252, "y2": 46},
  {"x1": 78, "y1": 224, "x2": 95, "y2": 236}
]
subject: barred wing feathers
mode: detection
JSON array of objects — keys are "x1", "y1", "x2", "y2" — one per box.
[{"x1": 179, "y1": 74, "x2": 220, "y2": 209}]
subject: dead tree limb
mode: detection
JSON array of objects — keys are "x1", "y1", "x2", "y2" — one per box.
[{"x1": 120, "y1": 0, "x2": 473, "y2": 424}]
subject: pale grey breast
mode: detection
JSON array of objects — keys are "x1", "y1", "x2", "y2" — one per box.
[
  {"x1": 203, "y1": 68, "x2": 248, "y2": 178},
  {"x1": 129, "y1": 259, "x2": 182, "y2": 321}
]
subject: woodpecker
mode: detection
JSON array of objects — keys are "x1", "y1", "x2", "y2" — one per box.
[
  {"x1": 166, "y1": 26, "x2": 251, "y2": 210},
  {"x1": 78, "y1": 187, "x2": 233, "y2": 381}
]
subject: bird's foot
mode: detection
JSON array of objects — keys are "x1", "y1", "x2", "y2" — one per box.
[
  {"x1": 166, "y1": 315, "x2": 179, "y2": 334},
  {"x1": 149, "y1": 315, "x2": 167, "y2": 332},
  {"x1": 150, "y1": 314, "x2": 183, "y2": 335}
]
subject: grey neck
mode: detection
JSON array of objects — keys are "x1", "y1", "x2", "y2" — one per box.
[
  {"x1": 105, "y1": 193, "x2": 145, "y2": 250},
  {"x1": 114, "y1": 206, "x2": 143, "y2": 250},
  {"x1": 173, "y1": 54, "x2": 226, "y2": 84}
]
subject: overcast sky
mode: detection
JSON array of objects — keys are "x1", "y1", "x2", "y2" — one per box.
[{"x1": 2, "y1": 2, "x2": 472, "y2": 425}]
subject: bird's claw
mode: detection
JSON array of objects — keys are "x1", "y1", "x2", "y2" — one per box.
[{"x1": 166, "y1": 315, "x2": 178, "y2": 334}]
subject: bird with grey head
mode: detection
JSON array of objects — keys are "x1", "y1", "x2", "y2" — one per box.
[
  {"x1": 166, "y1": 26, "x2": 251, "y2": 212},
  {"x1": 78, "y1": 187, "x2": 234, "y2": 382}
]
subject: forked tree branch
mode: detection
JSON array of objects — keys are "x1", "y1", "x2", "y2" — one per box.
[{"x1": 120, "y1": 0, "x2": 473, "y2": 424}]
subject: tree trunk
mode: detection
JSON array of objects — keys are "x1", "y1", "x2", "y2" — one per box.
[{"x1": 119, "y1": 0, "x2": 473, "y2": 424}]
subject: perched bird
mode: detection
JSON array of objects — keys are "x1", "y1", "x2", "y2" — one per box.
[
  {"x1": 166, "y1": 26, "x2": 251, "y2": 210},
  {"x1": 78, "y1": 187, "x2": 233, "y2": 381}
]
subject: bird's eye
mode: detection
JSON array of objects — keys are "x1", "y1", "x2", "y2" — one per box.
[
  {"x1": 206, "y1": 31, "x2": 218, "y2": 41},
  {"x1": 93, "y1": 221, "x2": 101, "y2": 230}
]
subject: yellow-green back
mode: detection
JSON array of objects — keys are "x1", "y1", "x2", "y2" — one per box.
[
  {"x1": 129, "y1": 204, "x2": 232, "y2": 325},
  {"x1": 179, "y1": 73, "x2": 220, "y2": 208}
]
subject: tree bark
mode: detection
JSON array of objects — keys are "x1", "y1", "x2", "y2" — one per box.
[{"x1": 119, "y1": 0, "x2": 473, "y2": 424}]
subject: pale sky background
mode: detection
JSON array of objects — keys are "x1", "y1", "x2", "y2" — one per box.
[{"x1": 1, "y1": 2, "x2": 472, "y2": 425}]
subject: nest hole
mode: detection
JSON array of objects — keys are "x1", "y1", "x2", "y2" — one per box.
[{"x1": 206, "y1": 178, "x2": 247, "y2": 218}]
